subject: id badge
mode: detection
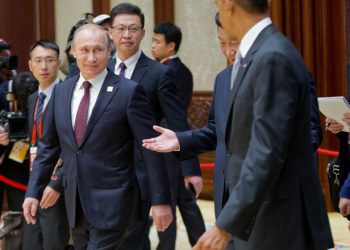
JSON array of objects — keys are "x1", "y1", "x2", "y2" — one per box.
[
  {"x1": 29, "y1": 146, "x2": 37, "y2": 171},
  {"x1": 8, "y1": 141, "x2": 29, "y2": 164}
]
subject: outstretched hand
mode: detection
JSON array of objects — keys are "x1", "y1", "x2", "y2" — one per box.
[{"x1": 142, "y1": 125, "x2": 180, "y2": 153}]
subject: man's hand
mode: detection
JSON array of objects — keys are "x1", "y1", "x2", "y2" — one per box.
[
  {"x1": 344, "y1": 113, "x2": 350, "y2": 128},
  {"x1": 151, "y1": 205, "x2": 173, "y2": 232},
  {"x1": 325, "y1": 117, "x2": 343, "y2": 134},
  {"x1": 142, "y1": 125, "x2": 180, "y2": 153},
  {"x1": 339, "y1": 197, "x2": 350, "y2": 216},
  {"x1": 40, "y1": 186, "x2": 61, "y2": 209},
  {"x1": 22, "y1": 197, "x2": 39, "y2": 225},
  {"x1": 184, "y1": 176, "x2": 203, "y2": 198},
  {"x1": 193, "y1": 225, "x2": 232, "y2": 250},
  {"x1": 0, "y1": 127, "x2": 9, "y2": 146}
]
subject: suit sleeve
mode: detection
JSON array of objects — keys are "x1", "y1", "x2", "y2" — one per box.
[
  {"x1": 176, "y1": 78, "x2": 219, "y2": 159},
  {"x1": 309, "y1": 78, "x2": 322, "y2": 152},
  {"x1": 216, "y1": 52, "x2": 303, "y2": 238},
  {"x1": 128, "y1": 83, "x2": 171, "y2": 205},
  {"x1": 157, "y1": 67, "x2": 201, "y2": 176}
]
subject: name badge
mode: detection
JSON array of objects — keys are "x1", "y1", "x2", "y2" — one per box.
[
  {"x1": 8, "y1": 140, "x2": 29, "y2": 164},
  {"x1": 29, "y1": 146, "x2": 37, "y2": 171}
]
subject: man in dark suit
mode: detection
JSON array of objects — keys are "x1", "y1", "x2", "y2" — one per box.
[
  {"x1": 143, "y1": 0, "x2": 333, "y2": 249},
  {"x1": 151, "y1": 22, "x2": 206, "y2": 249},
  {"x1": 22, "y1": 24, "x2": 173, "y2": 250},
  {"x1": 22, "y1": 39, "x2": 70, "y2": 250},
  {"x1": 108, "y1": 3, "x2": 201, "y2": 250}
]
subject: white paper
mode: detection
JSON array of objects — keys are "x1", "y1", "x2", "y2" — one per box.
[{"x1": 318, "y1": 96, "x2": 350, "y2": 132}]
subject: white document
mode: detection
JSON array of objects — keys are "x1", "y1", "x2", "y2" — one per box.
[{"x1": 318, "y1": 96, "x2": 350, "y2": 131}]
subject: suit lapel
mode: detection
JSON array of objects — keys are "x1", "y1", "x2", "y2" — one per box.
[
  {"x1": 27, "y1": 92, "x2": 38, "y2": 141},
  {"x1": 80, "y1": 70, "x2": 120, "y2": 147},
  {"x1": 224, "y1": 25, "x2": 277, "y2": 131},
  {"x1": 64, "y1": 75, "x2": 80, "y2": 147},
  {"x1": 131, "y1": 52, "x2": 148, "y2": 83}
]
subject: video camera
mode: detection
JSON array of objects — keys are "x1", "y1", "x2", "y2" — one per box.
[
  {"x1": 0, "y1": 42, "x2": 18, "y2": 70},
  {"x1": 0, "y1": 72, "x2": 38, "y2": 141}
]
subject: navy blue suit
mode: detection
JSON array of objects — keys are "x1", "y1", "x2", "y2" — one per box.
[
  {"x1": 156, "y1": 57, "x2": 205, "y2": 249},
  {"x1": 26, "y1": 70, "x2": 171, "y2": 248},
  {"x1": 108, "y1": 52, "x2": 200, "y2": 250}
]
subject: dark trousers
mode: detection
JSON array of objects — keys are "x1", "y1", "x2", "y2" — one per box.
[
  {"x1": 157, "y1": 157, "x2": 205, "y2": 250},
  {"x1": 22, "y1": 195, "x2": 70, "y2": 250},
  {"x1": 120, "y1": 200, "x2": 151, "y2": 250},
  {"x1": 72, "y1": 196, "x2": 126, "y2": 250}
]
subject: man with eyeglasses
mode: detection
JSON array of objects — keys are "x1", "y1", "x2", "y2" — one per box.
[
  {"x1": 108, "y1": 3, "x2": 201, "y2": 250},
  {"x1": 22, "y1": 39, "x2": 70, "y2": 250}
]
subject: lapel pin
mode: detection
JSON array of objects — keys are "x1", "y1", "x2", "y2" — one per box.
[
  {"x1": 242, "y1": 63, "x2": 248, "y2": 68},
  {"x1": 107, "y1": 86, "x2": 113, "y2": 92}
]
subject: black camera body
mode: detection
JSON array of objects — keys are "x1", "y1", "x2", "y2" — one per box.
[
  {"x1": 0, "y1": 111, "x2": 28, "y2": 141},
  {"x1": 0, "y1": 56, "x2": 18, "y2": 71},
  {"x1": 0, "y1": 42, "x2": 18, "y2": 70},
  {"x1": 0, "y1": 72, "x2": 38, "y2": 141}
]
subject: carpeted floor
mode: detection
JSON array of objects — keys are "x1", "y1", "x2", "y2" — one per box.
[{"x1": 149, "y1": 200, "x2": 350, "y2": 250}]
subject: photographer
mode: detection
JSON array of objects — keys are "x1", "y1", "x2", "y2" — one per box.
[{"x1": 0, "y1": 38, "x2": 28, "y2": 217}]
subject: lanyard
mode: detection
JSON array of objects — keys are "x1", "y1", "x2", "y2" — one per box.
[{"x1": 31, "y1": 98, "x2": 45, "y2": 146}]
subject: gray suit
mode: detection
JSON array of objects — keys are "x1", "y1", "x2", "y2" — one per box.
[{"x1": 178, "y1": 25, "x2": 333, "y2": 249}]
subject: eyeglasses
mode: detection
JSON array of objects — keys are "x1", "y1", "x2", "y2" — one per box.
[
  {"x1": 31, "y1": 57, "x2": 58, "y2": 65},
  {"x1": 111, "y1": 25, "x2": 142, "y2": 35}
]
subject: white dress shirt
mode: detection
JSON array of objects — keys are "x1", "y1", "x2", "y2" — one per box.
[
  {"x1": 114, "y1": 50, "x2": 142, "y2": 79},
  {"x1": 38, "y1": 76, "x2": 60, "y2": 109},
  {"x1": 71, "y1": 69, "x2": 107, "y2": 127},
  {"x1": 238, "y1": 17, "x2": 272, "y2": 58}
]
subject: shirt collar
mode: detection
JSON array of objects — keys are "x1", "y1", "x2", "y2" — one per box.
[
  {"x1": 77, "y1": 68, "x2": 108, "y2": 89},
  {"x1": 238, "y1": 17, "x2": 272, "y2": 58},
  {"x1": 160, "y1": 55, "x2": 178, "y2": 64},
  {"x1": 38, "y1": 76, "x2": 60, "y2": 97},
  {"x1": 116, "y1": 49, "x2": 142, "y2": 69}
]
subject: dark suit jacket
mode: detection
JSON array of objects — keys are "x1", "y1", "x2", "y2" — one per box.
[
  {"x1": 25, "y1": 70, "x2": 171, "y2": 230},
  {"x1": 177, "y1": 25, "x2": 333, "y2": 249},
  {"x1": 27, "y1": 90, "x2": 63, "y2": 193},
  {"x1": 108, "y1": 53, "x2": 200, "y2": 200},
  {"x1": 164, "y1": 57, "x2": 193, "y2": 113}
]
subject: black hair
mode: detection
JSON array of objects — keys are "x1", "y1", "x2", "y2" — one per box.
[
  {"x1": 236, "y1": 0, "x2": 269, "y2": 14},
  {"x1": 153, "y1": 22, "x2": 182, "y2": 52},
  {"x1": 110, "y1": 3, "x2": 145, "y2": 28},
  {"x1": 29, "y1": 40, "x2": 59, "y2": 58}
]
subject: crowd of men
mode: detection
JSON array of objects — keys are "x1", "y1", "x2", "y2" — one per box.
[{"x1": 0, "y1": 0, "x2": 344, "y2": 249}]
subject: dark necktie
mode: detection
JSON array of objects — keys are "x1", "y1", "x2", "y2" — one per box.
[
  {"x1": 119, "y1": 62, "x2": 126, "y2": 77},
  {"x1": 35, "y1": 92, "x2": 46, "y2": 132},
  {"x1": 230, "y1": 52, "x2": 242, "y2": 89},
  {"x1": 74, "y1": 81, "x2": 91, "y2": 146}
]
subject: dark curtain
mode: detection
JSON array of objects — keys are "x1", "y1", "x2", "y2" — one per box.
[{"x1": 270, "y1": 0, "x2": 347, "y2": 211}]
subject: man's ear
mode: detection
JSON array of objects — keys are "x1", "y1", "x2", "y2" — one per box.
[
  {"x1": 28, "y1": 60, "x2": 33, "y2": 72},
  {"x1": 167, "y1": 42, "x2": 176, "y2": 53}
]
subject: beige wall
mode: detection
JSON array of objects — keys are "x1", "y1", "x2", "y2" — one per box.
[
  {"x1": 54, "y1": 0, "x2": 222, "y2": 90},
  {"x1": 175, "y1": 1, "x2": 226, "y2": 91},
  {"x1": 55, "y1": 0, "x2": 92, "y2": 63}
]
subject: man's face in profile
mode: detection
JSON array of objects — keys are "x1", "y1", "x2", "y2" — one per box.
[{"x1": 217, "y1": 27, "x2": 239, "y2": 65}]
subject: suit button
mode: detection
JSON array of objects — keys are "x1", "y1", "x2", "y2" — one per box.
[
  {"x1": 227, "y1": 153, "x2": 232, "y2": 157},
  {"x1": 77, "y1": 150, "x2": 82, "y2": 155}
]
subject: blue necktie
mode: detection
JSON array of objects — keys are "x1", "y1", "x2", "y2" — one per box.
[{"x1": 36, "y1": 92, "x2": 46, "y2": 131}]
